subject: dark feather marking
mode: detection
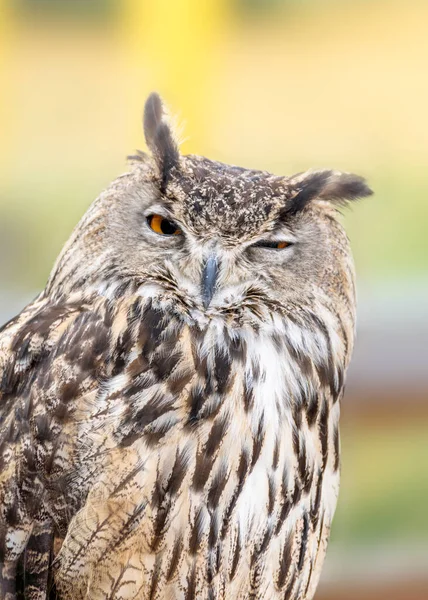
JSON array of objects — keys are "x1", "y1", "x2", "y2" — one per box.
[
  {"x1": 297, "y1": 513, "x2": 310, "y2": 572},
  {"x1": 333, "y1": 425, "x2": 340, "y2": 472},
  {"x1": 148, "y1": 554, "x2": 163, "y2": 600},
  {"x1": 268, "y1": 474, "x2": 276, "y2": 515},
  {"x1": 275, "y1": 497, "x2": 292, "y2": 536},
  {"x1": 259, "y1": 523, "x2": 274, "y2": 556},
  {"x1": 307, "y1": 313, "x2": 339, "y2": 396},
  {"x1": 33, "y1": 414, "x2": 52, "y2": 442},
  {"x1": 208, "y1": 511, "x2": 220, "y2": 550},
  {"x1": 185, "y1": 563, "x2": 197, "y2": 600},
  {"x1": 15, "y1": 522, "x2": 53, "y2": 599},
  {"x1": 249, "y1": 561, "x2": 263, "y2": 599},
  {"x1": 292, "y1": 401, "x2": 303, "y2": 430},
  {"x1": 205, "y1": 415, "x2": 228, "y2": 458},
  {"x1": 286, "y1": 341, "x2": 314, "y2": 380},
  {"x1": 319, "y1": 398, "x2": 330, "y2": 470},
  {"x1": 167, "y1": 366, "x2": 193, "y2": 395},
  {"x1": 154, "y1": 350, "x2": 182, "y2": 381},
  {"x1": 272, "y1": 436, "x2": 280, "y2": 470},
  {"x1": 189, "y1": 506, "x2": 205, "y2": 554},
  {"x1": 151, "y1": 502, "x2": 171, "y2": 552},
  {"x1": 251, "y1": 419, "x2": 265, "y2": 470},
  {"x1": 187, "y1": 385, "x2": 205, "y2": 422},
  {"x1": 44, "y1": 436, "x2": 62, "y2": 475},
  {"x1": 116, "y1": 326, "x2": 134, "y2": 360},
  {"x1": 229, "y1": 528, "x2": 241, "y2": 581},
  {"x1": 220, "y1": 449, "x2": 251, "y2": 539},
  {"x1": 4, "y1": 503, "x2": 19, "y2": 528},
  {"x1": 139, "y1": 302, "x2": 165, "y2": 355},
  {"x1": 167, "y1": 447, "x2": 188, "y2": 496},
  {"x1": 120, "y1": 393, "x2": 173, "y2": 446},
  {"x1": 59, "y1": 380, "x2": 80, "y2": 403},
  {"x1": 225, "y1": 332, "x2": 247, "y2": 363},
  {"x1": 275, "y1": 465, "x2": 292, "y2": 535},
  {"x1": 144, "y1": 412, "x2": 178, "y2": 447},
  {"x1": 297, "y1": 438, "x2": 313, "y2": 494},
  {"x1": 213, "y1": 348, "x2": 232, "y2": 394},
  {"x1": 243, "y1": 380, "x2": 254, "y2": 413},
  {"x1": 292, "y1": 481, "x2": 302, "y2": 506},
  {"x1": 207, "y1": 463, "x2": 229, "y2": 510},
  {"x1": 306, "y1": 391, "x2": 319, "y2": 428},
  {"x1": 292, "y1": 427, "x2": 300, "y2": 459},
  {"x1": 111, "y1": 353, "x2": 126, "y2": 377},
  {"x1": 192, "y1": 450, "x2": 214, "y2": 492},
  {"x1": 122, "y1": 371, "x2": 156, "y2": 399},
  {"x1": 166, "y1": 536, "x2": 183, "y2": 582},
  {"x1": 276, "y1": 534, "x2": 293, "y2": 590},
  {"x1": 333, "y1": 366, "x2": 344, "y2": 400},
  {"x1": 149, "y1": 450, "x2": 187, "y2": 551},
  {"x1": 91, "y1": 326, "x2": 109, "y2": 358},
  {"x1": 283, "y1": 573, "x2": 296, "y2": 600},
  {"x1": 303, "y1": 464, "x2": 314, "y2": 496},
  {"x1": 310, "y1": 470, "x2": 324, "y2": 528}
]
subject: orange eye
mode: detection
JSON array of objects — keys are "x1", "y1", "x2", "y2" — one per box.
[
  {"x1": 147, "y1": 214, "x2": 182, "y2": 236},
  {"x1": 276, "y1": 241, "x2": 289, "y2": 249}
]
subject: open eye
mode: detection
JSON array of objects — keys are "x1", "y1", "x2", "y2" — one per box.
[
  {"x1": 252, "y1": 240, "x2": 291, "y2": 249},
  {"x1": 147, "y1": 214, "x2": 182, "y2": 236}
]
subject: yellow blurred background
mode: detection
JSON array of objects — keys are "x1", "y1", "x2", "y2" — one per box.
[{"x1": 0, "y1": 1, "x2": 427, "y2": 598}]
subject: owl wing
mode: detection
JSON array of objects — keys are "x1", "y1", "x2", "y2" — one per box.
[{"x1": 0, "y1": 295, "x2": 113, "y2": 599}]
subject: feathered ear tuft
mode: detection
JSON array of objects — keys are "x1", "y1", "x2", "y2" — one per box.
[
  {"x1": 143, "y1": 92, "x2": 180, "y2": 191},
  {"x1": 284, "y1": 170, "x2": 373, "y2": 216}
]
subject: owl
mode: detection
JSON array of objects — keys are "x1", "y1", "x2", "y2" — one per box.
[{"x1": 0, "y1": 93, "x2": 372, "y2": 600}]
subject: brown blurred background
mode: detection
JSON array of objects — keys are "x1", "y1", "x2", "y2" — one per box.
[{"x1": 0, "y1": 0, "x2": 427, "y2": 598}]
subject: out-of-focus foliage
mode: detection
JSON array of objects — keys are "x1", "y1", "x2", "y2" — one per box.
[{"x1": 12, "y1": 0, "x2": 117, "y2": 20}]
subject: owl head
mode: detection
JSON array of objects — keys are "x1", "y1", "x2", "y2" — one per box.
[{"x1": 48, "y1": 93, "x2": 372, "y2": 331}]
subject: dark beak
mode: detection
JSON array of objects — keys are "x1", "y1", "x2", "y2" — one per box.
[{"x1": 201, "y1": 255, "x2": 218, "y2": 309}]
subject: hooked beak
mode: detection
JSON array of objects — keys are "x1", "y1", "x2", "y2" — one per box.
[{"x1": 201, "y1": 255, "x2": 219, "y2": 309}]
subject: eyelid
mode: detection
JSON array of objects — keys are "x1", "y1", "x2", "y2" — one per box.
[
  {"x1": 251, "y1": 240, "x2": 294, "y2": 249},
  {"x1": 144, "y1": 206, "x2": 175, "y2": 220}
]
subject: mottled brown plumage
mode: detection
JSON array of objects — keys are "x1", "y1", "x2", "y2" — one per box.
[{"x1": 0, "y1": 93, "x2": 372, "y2": 600}]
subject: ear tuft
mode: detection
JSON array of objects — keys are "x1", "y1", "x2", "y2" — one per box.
[
  {"x1": 143, "y1": 92, "x2": 180, "y2": 190},
  {"x1": 317, "y1": 171, "x2": 373, "y2": 205},
  {"x1": 284, "y1": 170, "x2": 373, "y2": 216},
  {"x1": 143, "y1": 92, "x2": 164, "y2": 148}
]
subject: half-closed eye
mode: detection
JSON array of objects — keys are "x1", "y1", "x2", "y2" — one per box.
[{"x1": 252, "y1": 240, "x2": 292, "y2": 250}]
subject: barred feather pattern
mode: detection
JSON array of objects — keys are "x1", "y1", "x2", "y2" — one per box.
[{"x1": 0, "y1": 271, "x2": 351, "y2": 599}]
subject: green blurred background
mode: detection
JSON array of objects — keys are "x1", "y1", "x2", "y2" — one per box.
[{"x1": 0, "y1": 1, "x2": 427, "y2": 598}]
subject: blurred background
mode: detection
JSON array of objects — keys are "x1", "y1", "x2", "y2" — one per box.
[{"x1": 0, "y1": 0, "x2": 427, "y2": 597}]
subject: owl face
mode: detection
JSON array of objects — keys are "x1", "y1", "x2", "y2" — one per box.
[
  {"x1": 107, "y1": 161, "x2": 344, "y2": 323},
  {"x1": 49, "y1": 93, "x2": 371, "y2": 329}
]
